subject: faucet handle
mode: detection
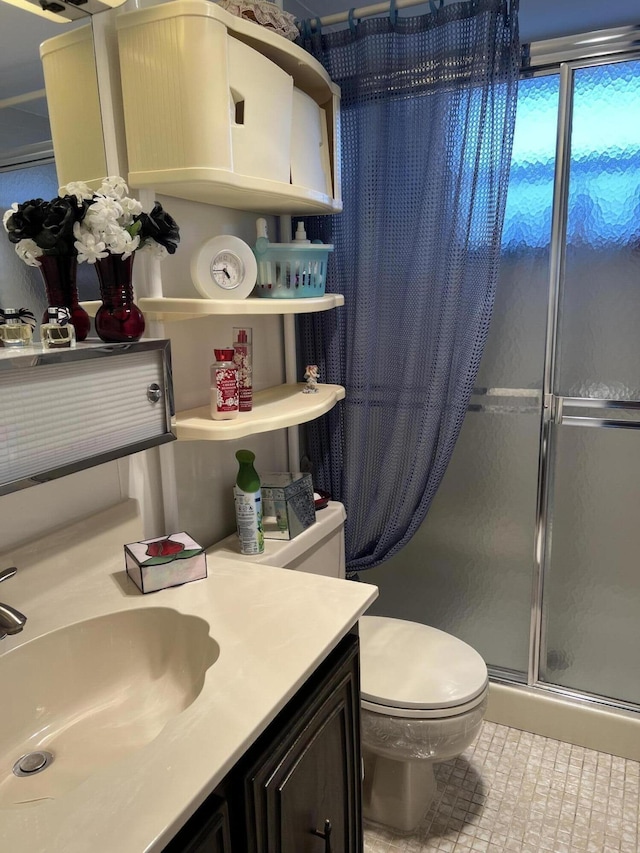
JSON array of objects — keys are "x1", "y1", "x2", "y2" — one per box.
[{"x1": 0, "y1": 567, "x2": 17, "y2": 584}]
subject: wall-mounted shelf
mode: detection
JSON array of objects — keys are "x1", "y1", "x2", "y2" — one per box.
[
  {"x1": 81, "y1": 301, "x2": 100, "y2": 317},
  {"x1": 137, "y1": 295, "x2": 345, "y2": 321},
  {"x1": 125, "y1": 169, "x2": 342, "y2": 215},
  {"x1": 175, "y1": 383, "x2": 345, "y2": 441}
]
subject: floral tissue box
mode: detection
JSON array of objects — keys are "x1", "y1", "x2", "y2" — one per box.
[{"x1": 125, "y1": 532, "x2": 207, "y2": 593}]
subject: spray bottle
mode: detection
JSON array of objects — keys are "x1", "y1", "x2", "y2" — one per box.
[{"x1": 234, "y1": 449, "x2": 264, "y2": 555}]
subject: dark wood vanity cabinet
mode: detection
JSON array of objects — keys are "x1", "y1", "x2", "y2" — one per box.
[
  {"x1": 163, "y1": 632, "x2": 362, "y2": 853},
  {"x1": 163, "y1": 797, "x2": 232, "y2": 853}
]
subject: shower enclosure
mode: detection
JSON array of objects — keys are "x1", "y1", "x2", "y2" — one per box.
[{"x1": 366, "y1": 30, "x2": 640, "y2": 714}]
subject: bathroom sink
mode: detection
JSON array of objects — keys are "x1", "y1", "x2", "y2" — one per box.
[{"x1": 0, "y1": 608, "x2": 219, "y2": 808}]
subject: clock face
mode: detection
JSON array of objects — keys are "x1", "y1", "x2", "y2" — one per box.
[
  {"x1": 210, "y1": 251, "x2": 245, "y2": 291},
  {"x1": 192, "y1": 235, "x2": 258, "y2": 300}
]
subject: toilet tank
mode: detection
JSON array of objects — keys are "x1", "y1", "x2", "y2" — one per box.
[{"x1": 207, "y1": 501, "x2": 346, "y2": 579}]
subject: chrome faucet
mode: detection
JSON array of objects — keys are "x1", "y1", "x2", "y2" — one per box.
[{"x1": 0, "y1": 567, "x2": 27, "y2": 639}]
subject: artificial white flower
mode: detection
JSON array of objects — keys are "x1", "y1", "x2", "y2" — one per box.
[
  {"x1": 87, "y1": 195, "x2": 124, "y2": 222},
  {"x1": 60, "y1": 181, "x2": 93, "y2": 205},
  {"x1": 2, "y1": 203, "x2": 18, "y2": 231},
  {"x1": 107, "y1": 230, "x2": 140, "y2": 258},
  {"x1": 120, "y1": 196, "x2": 143, "y2": 221},
  {"x1": 15, "y1": 238, "x2": 42, "y2": 267},
  {"x1": 99, "y1": 176, "x2": 129, "y2": 199},
  {"x1": 74, "y1": 223, "x2": 108, "y2": 264}
]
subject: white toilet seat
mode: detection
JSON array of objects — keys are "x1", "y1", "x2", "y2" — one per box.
[
  {"x1": 359, "y1": 615, "x2": 489, "y2": 719},
  {"x1": 361, "y1": 687, "x2": 488, "y2": 719}
]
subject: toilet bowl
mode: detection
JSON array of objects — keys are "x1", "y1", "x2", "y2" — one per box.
[
  {"x1": 209, "y1": 501, "x2": 488, "y2": 833},
  {"x1": 359, "y1": 614, "x2": 488, "y2": 831}
]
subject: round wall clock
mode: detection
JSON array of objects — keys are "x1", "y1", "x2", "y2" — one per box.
[{"x1": 191, "y1": 235, "x2": 258, "y2": 300}]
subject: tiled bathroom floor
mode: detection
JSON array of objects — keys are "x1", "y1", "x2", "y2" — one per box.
[{"x1": 363, "y1": 721, "x2": 640, "y2": 853}]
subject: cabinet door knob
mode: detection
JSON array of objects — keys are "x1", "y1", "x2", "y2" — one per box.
[
  {"x1": 147, "y1": 382, "x2": 162, "y2": 403},
  {"x1": 311, "y1": 818, "x2": 332, "y2": 852}
]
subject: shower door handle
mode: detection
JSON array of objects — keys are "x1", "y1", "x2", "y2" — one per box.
[{"x1": 552, "y1": 396, "x2": 640, "y2": 429}]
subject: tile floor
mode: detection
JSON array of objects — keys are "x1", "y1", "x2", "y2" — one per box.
[{"x1": 363, "y1": 721, "x2": 640, "y2": 853}]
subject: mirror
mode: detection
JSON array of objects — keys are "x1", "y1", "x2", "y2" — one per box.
[{"x1": 0, "y1": 4, "x2": 100, "y2": 326}]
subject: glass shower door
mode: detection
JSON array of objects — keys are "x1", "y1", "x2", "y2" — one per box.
[
  {"x1": 540, "y1": 58, "x2": 640, "y2": 704},
  {"x1": 366, "y1": 73, "x2": 559, "y2": 678}
]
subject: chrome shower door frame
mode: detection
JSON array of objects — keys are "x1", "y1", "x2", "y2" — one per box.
[{"x1": 528, "y1": 46, "x2": 640, "y2": 714}]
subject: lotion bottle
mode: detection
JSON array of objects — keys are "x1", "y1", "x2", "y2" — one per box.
[
  {"x1": 234, "y1": 449, "x2": 264, "y2": 555},
  {"x1": 211, "y1": 348, "x2": 239, "y2": 420}
]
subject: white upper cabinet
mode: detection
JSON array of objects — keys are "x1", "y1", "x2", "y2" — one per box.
[{"x1": 115, "y1": 1, "x2": 342, "y2": 214}]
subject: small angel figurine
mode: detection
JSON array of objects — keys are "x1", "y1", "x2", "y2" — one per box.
[{"x1": 303, "y1": 364, "x2": 320, "y2": 393}]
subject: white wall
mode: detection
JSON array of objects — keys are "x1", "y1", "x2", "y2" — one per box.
[{"x1": 151, "y1": 195, "x2": 289, "y2": 547}]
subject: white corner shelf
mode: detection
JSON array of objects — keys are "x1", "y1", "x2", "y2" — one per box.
[
  {"x1": 80, "y1": 301, "x2": 101, "y2": 318},
  {"x1": 138, "y1": 294, "x2": 345, "y2": 321},
  {"x1": 126, "y1": 169, "x2": 343, "y2": 215},
  {"x1": 174, "y1": 383, "x2": 345, "y2": 441}
]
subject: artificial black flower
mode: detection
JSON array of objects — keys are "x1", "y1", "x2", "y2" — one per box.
[
  {"x1": 5, "y1": 198, "x2": 47, "y2": 244},
  {"x1": 136, "y1": 202, "x2": 181, "y2": 255},
  {"x1": 37, "y1": 196, "x2": 83, "y2": 254},
  {"x1": 5, "y1": 195, "x2": 85, "y2": 255}
]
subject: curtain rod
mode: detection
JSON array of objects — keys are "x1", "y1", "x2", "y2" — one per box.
[{"x1": 306, "y1": 0, "x2": 436, "y2": 28}]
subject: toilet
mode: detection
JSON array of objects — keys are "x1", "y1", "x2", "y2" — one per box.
[
  {"x1": 210, "y1": 501, "x2": 488, "y2": 833},
  {"x1": 358, "y1": 615, "x2": 488, "y2": 831}
]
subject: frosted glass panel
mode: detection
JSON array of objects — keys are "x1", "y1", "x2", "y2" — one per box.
[
  {"x1": 541, "y1": 425, "x2": 640, "y2": 704},
  {"x1": 477, "y1": 75, "x2": 558, "y2": 391},
  {"x1": 366, "y1": 410, "x2": 539, "y2": 673},
  {"x1": 556, "y1": 59, "x2": 640, "y2": 399},
  {"x1": 366, "y1": 74, "x2": 557, "y2": 675}
]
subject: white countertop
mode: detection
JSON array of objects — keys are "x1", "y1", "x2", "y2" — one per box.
[{"x1": 0, "y1": 501, "x2": 377, "y2": 852}]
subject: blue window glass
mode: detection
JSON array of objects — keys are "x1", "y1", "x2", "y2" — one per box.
[
  {"x1": 567, "y1": 59, "x2": 640, "y2": 247},
  {"x1": 501, "y1": 73, "x2": 560, "y2": 251}
]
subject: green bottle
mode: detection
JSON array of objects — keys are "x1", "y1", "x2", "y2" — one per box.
[{"x1": 234, "y1": 449, "x2": 264, "y2": 555}]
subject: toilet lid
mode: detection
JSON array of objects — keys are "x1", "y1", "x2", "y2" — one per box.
[{"x1": 359, "y1": 616, "x2": 488, "y2": 714}]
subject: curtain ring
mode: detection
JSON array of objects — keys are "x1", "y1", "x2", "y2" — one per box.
[
  {"x1": 348, "y1": 6, "x2": 358, "y2": 35},
  {"x1": 300, "y1": 17, "x2": 310, "y2": 39},
  {"x1": 389, "y1": 0, "x2": 398, "y2": 26},
  {"x1": 313, "y1": 16, "x2": 323, "y2": 37}
]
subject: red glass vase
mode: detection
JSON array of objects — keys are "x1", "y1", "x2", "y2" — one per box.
[
  {"x1": 38, "y1": 254, "x2": 90, "y2": 342},
  {"x1": 94, "y1": 254, "x2": 145, "y2": 343}
]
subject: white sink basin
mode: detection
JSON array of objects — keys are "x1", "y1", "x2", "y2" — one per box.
[{"x1": 0, "y1": 608, "x2": 219, "y2": 808}]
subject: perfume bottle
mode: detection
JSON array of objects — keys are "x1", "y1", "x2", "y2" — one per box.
[
  {"x1": 40, "y1": 307, "x2": 77, "y2": 350},
  {"x1": 0, "y1": 308, "x2": 33, "y2": 348}
]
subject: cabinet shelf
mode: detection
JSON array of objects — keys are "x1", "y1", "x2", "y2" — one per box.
[
  {"x1": 175, "y1": 383, "x2": 345, "y2": 441},
  {"x1": 138, "y1": 294, "x2": 344, "y2": 320},
  {"x1": 127, "y1": 169, "x2": 343, "y2": 215}
]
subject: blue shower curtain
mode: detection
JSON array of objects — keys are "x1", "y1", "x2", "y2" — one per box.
[{"x1": 298, "y1": 0, "x2": 520, "y2": 574}]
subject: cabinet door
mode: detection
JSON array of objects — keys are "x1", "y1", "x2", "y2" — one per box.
[
  {"x1": 0, "y1": 340, "x2": 174, "y2": 495},
  {"x1": 163, "y1": 796, "x2": 233, "y2": 853},
  {"x1": 243, "y1": 634, "x2": 362, "y2": 853}
]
